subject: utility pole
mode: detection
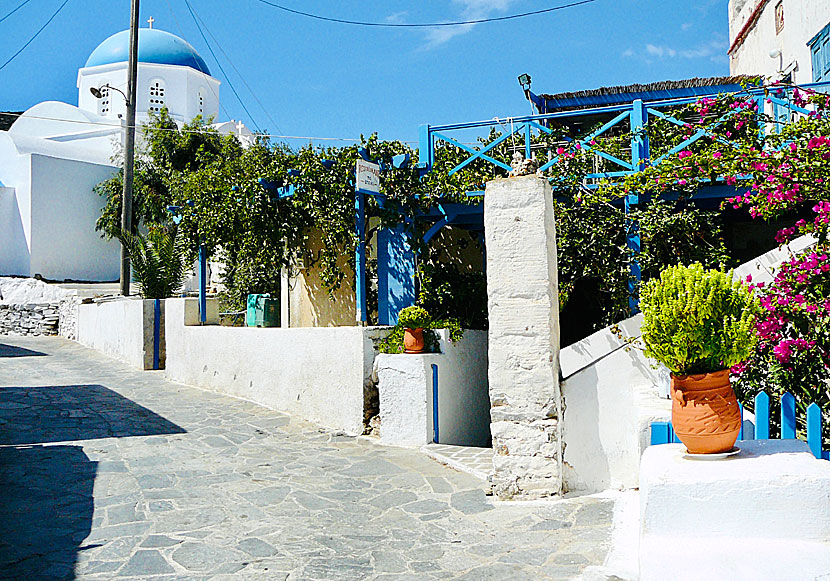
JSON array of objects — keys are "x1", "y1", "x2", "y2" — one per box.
[{"x1": 120, "y1": 0, "x2": 140, "y2": 296}]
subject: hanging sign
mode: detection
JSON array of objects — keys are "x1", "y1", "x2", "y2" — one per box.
[{"x1": 355, "y1": 159, "x2": 380, "y2": 193}]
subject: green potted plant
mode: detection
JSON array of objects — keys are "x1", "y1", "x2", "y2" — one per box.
[
  {"x1": 640, "y1": 263, "x2": 757, "y2": 454},
  {"x1": 398, "y1": 306, "x2": 432, "y2": 354}
]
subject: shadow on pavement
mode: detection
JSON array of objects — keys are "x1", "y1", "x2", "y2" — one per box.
[
  {"x1": 0, "y1": 384, "x2": 186, "y2": 446},
  {"x1": 0, "y1": 444, "x2": 96, "y2": 579},
  {"x1": 0, "y1": 384, "x2": 186, "y2": 577},
  {"x1": 0, "y1": 343, "x2": 48, "y2": 358}
]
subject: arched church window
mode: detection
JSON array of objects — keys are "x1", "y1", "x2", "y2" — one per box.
[
  {"x1": 148, "y1": 80, "x2": 166, "y2": 113},
  {"x1": 97, "y1": 85, "x2": 110, "y2": 116}
]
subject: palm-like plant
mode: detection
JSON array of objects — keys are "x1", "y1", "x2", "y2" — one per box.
[{"x1": 118, "y1": 227, "x2": 190, "y2": 299}]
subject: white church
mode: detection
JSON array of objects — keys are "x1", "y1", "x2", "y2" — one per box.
[{"x1": 0, "y1": 25, "x2": 251, "y2": 281}]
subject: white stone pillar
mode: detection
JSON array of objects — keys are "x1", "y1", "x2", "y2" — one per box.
[{"x1": 484, "y1": 175, "x2": 562, "y2": 499}]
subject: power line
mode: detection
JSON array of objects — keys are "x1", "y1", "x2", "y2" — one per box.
[
  {"x1": 0, "y1": 109, "x2": 413, "y2": 142},
  {"x1": 0, "y1": 0, "x2": 34, "y2": 24},
  {"x1": 182, "y1": 0, "x2": 262, "y2": 132},
  {"x1": 0, "y1": 0, "x2": 71, "y2": 72},
  {"x1": 163, "y1": 0, "x2": 236, "y2": 123},
  {"x1": 186, "y1": 1, "x2": 284, "y2": 134},
  {"x1": 253, "y1": 0, "x2": 599, "y2": 28}
]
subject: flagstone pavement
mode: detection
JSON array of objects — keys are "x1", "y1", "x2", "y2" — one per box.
[{"x1": 0, "y1": 336, "x2": 613, "y2": 580}]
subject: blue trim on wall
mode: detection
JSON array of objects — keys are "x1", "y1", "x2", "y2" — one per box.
[{"x1": 153, "y1": 299, "x2": 161, "y2": 370}]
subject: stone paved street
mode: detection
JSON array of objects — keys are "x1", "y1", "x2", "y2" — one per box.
[{"x1": 0, "y1": 336, "x2": 613, "y2": 580}]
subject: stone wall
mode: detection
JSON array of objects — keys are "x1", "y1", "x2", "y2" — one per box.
[
  {"x1": 58, "y1": 296, "x2": 80, "y2": 340},
  {"x1": 0, "y1": 302, "x2": 60, "y2": 335},
  {"x1": 484, "y1": 176, "x2": 563, "y2": 499}
]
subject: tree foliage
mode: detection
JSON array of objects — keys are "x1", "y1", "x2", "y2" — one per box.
[
  {"x1": 118, "y1": 227, "x2": 189, "y2": 299},
  {"x1": 94, "y1": 105, "x2": 735, "y2": 336}
]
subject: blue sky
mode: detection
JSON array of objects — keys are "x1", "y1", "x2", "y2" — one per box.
[{"x1": 0, "y1": 0, "x2": 730, "y2": 145}]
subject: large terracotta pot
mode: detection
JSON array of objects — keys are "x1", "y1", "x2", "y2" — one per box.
[
  {"x1": 403, "y1": 328, "x2": 425, "y2": 353},
  {"x1": 671, "y1": 369, "x2": 741, "y2": 454}
]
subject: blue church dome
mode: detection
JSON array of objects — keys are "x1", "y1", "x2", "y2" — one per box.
[{"x1": 85, "y1": 29, "x2": 210, "y2": 74}]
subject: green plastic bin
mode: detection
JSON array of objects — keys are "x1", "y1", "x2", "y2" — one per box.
[{"x1": 246, "y1": 294, "x2": 280, "y2": 327}]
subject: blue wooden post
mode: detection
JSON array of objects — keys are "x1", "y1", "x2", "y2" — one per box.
[
  {"x1": 377, "y1": 224, "x2": 416, "y2": 325},
  {"x1": 782, "y1": 392, "x2": 796, "y2": 439},
  {"x1": 198, "y1": 243, "x2": 207, "y2": 324},
  {"x1": 738, "y1": 402, "x2": 744, "y2": 440},
  {"x1": 650, "y1": 421, "x2": 672, "y2": 445},
  {"x1": 755, "y1": 391, "x2": 770, "y2": 439},
  {"x1": 756, "y1": 95, "x2": 766, "y2": 141},
  {"x1": 417, "y1": 124, "x2": 434, "y2": 173},
  {"x1": 354, "y1": 189, "x2": 367, "y2": 324},
  {"x1": 153, "y1": 298, "x2": 161, "y2": 370},
  {"x1": 524, "y1": 122, "x2": 532, "y2": 160},
  {"x1": 807, "y1": 403, "x2": 823, "y2": 459},
  {"x1": 626, "y1": 101, "x2": 648, "y2": 314}
]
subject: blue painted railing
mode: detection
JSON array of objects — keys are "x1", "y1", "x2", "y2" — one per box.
[
  {"x1": 650, "y1": 391, "x2": 829, "y2": 460},
  {"x1": 418, "y1": 81, "x2": 830, "y2": 189},
  {"x1": 417, "y1": 81, "x2": 830, "y2": 313}
]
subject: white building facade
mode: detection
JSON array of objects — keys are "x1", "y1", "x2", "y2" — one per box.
[
  {"x1": 0, "y1": 27, "x2": 250, "y2": 281},
  {"x1": 728, "y1": 0, "x2": 830, "y2": 83}
]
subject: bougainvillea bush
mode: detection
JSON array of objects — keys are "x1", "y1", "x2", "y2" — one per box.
[
  {"x1": 590, "y1": 81, "x2": 830, "y2": 425},
  {"x1": 732, "y1": 249, "x2": 830, "y2": 437}
]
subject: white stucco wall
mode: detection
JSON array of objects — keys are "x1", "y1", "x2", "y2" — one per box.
[
  {"x1": 375, "y1": 329, "x2": 490, "y2": 448},
  {"x1": 164, "y1": 298, "x2": 385, "y2": 435},
  {"x1": 639, "y1": 440, "x2": 830, "y2": 580},
  {"x1": 560, "y1": 315, "x2": 671, "y2": 494},
  {"x1": 28, "y1": 154, "x2": 120, "y2": 281},
  {"x1": 77, "y1": 297, "x2": 156, "y2": 369},
  {"x1": 729, "y1": 0, "x2": 830, "y2": 83},
  {"x1": 0, "y1": 186, "x2": 29, "y2": 275}
]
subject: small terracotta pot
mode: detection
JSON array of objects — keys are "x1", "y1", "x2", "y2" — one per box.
[
  {"x1": 671, "y1": 369, "x2": 742, "y2": 454},
  {"x1": 403, "y1": 328, "x2": 425, "y2": 353}
]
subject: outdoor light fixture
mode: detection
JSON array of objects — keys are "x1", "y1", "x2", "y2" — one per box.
[
  {"x1": 90, "y1": 84, "x2": 130, "y2": 105},
  {"x1": 769, "y1": 48, "x2": 782, "y2": 59},
  {"x1": 517, "y1": 73, "x2": 532, "y2": 91}
]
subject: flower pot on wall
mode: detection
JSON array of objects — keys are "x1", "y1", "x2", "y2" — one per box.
[
  {"x1": 403, "y1": 328, "x2": 425, "y2": 353},
  {"x1": 671, "y1": 369, "x2": 742, "y2": 454}
]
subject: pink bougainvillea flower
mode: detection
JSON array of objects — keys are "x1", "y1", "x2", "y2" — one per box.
[{"x1": 773, "y1": 342, "x2": 792, "y2": 363}]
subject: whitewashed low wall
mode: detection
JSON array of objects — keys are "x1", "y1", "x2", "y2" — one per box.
[
  {"x1": 164, "y1": 298, "x2": 385, "y2": 435},
  {"x1": 77, "y1": 297, "x2": 160, "y2": 370},
  {"x1": 375, "y1": 330, "x2": 490, "y2": 448},
  {"x1": 560, "y1": 315, "x2": 671, "y2": 494},
  {"x1": 639, "y1": 440, "x2": 830, "y2": 581}
]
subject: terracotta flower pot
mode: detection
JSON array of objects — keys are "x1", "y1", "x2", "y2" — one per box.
[
  {"x1": 403, "y1": 328, "x2": 425, "y2": 353},
  {"x1": 670, "y1": 369, "x2": 742, "y2": 454}
]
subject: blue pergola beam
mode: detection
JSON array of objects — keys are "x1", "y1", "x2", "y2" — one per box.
[
  {"x1": 433, "y1": 131, "x2": 514, "y2": 175},
  {"x1": 538, "y1": 109, "x2": 632, "y2": 172}
]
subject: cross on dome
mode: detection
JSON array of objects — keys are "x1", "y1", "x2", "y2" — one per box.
[{"x1": 147, "y1": 16, "x2": 154, "y2": 29}]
